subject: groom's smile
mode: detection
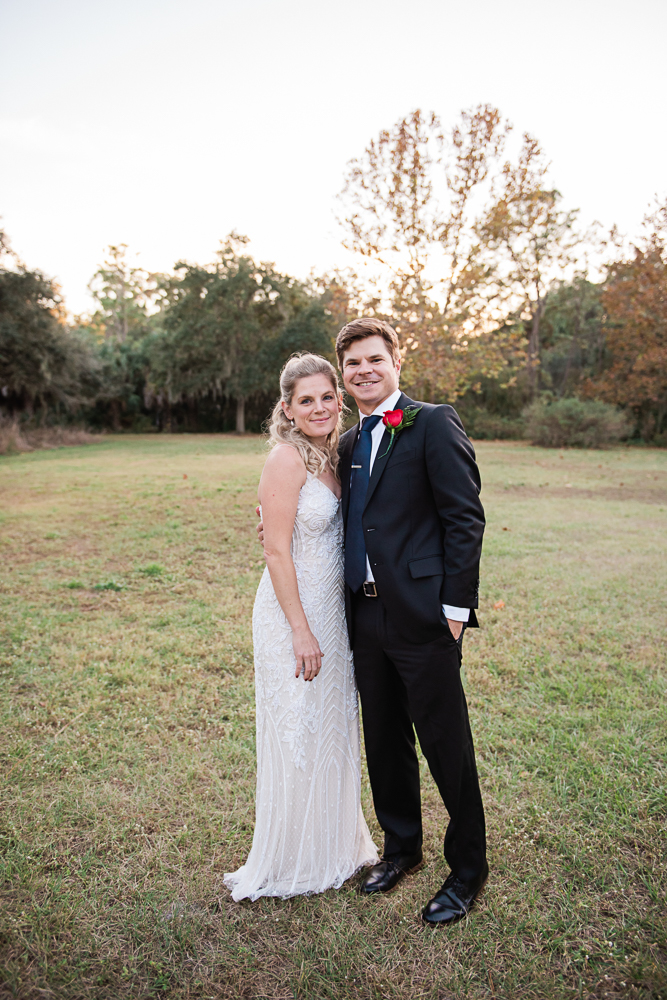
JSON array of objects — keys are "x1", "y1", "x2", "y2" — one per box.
[{"x1": 341, "y1": 334, "x2": 401, "y2": 415}]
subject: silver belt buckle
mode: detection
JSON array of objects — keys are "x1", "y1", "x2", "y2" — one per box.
[{"x1": 362, "y1": 582, "x2": 378, "y2": 598}]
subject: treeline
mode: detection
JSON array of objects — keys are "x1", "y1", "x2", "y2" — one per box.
[
  {"x1": 0, "y1": 233, "x2": 337, "y2": 435},
  {"x1": 1, "y1": 105, "x2": 666, "y2": 444}
]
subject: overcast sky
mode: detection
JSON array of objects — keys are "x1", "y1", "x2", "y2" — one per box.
[{"x1": 1, "y1": 0, "x2": 666, "y2": 315}]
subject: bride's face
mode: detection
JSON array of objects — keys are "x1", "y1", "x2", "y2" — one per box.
[{"x1": 283, "y1": 374, "x2": 342, "y2": 444}]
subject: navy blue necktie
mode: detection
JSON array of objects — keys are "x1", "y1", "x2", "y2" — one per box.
[{"x1": 345, "y1": 414, "x2": 381, "y2": 593}]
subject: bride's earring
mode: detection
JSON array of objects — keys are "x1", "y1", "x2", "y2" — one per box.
[{"x1": 290, "y1": 418, "x2": 295, "y2": 426}]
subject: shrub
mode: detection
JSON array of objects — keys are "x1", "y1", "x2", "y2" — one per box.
[
  {"x1": 459, "y1": 406, "x2": 526, "y2": 440},
  {"x1": 0, "y1": 417, "x2": 99, "y2": 455},
  {"x1": 523, "y1": 397, "x2": 631, "y2": 448},
  {"x1": 0, "y1": 419, "x2": 30, "y2": 454}
]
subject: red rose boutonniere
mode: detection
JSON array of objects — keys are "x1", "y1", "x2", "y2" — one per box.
[{"x1": 378, "y1": 405, "x2": 422, "y2": 458}]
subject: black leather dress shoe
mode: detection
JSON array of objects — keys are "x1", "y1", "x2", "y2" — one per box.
[
  {"x1": 421, "y1": 861, "x2": 489, "y2": 925},
  {"x1": 360, "y1": 852, "x2": 424, "y2": 895}
]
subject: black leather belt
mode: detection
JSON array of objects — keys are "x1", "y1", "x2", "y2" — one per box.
[{"x1": 362, "y1": 582, "x2": 378, "y2": 597}]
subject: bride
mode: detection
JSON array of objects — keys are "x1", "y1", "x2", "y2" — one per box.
[{"x1": 224, "y1": 353, "x2": 378, "y2": 901}]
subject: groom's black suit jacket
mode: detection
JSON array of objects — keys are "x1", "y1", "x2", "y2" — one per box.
[{"x1": 339, "y1": 393, "x2": 485, "y2": 645}]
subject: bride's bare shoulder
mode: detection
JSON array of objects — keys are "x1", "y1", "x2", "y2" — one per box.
[
  {"x1": 265, "y1": 443, "x2": 306, "y2": 470},
  {"x1": 261, "y1": 444, "x2": 307, "y2": 486}
]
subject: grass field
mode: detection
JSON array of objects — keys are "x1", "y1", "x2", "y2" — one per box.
[{"x1": 1, "y1": 434, "x2": 666, "y2": 1000}]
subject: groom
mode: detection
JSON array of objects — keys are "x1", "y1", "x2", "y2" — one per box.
[{"x1": 337, "y1": 318, "x2": 487, "y2": 925}]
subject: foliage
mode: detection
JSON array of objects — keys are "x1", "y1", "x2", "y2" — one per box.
[
  {"x1": 81, "y1": 333, "x2": 153, "y2": 431},
  {"x1": 477, "y1": 134, "x2": 586, "y2": 396},
  {"x1": 0, "y1": 231, "x2": 97, "y2": 415},
  {"x1": 400, "y1": 317, "x2": 526, "y2": 403},
  {"x1": 339, "y1": 106, "x2": 509, "y2": 328},
  {"x1": 76, "y1": 245, "x2": 163, "y2": 430},
  {"x1": 1, "y1": 436, "x2": 665, "y2": 999},
  {"x1": 56, "y1": 237, "x2": 336, "y2": 434},
  {"x1": 583, "y1": 200, "x2": 667, "y2": 442},
  {"x1": 459, "y1": 405, "x2": 525, "y2": 440},
  {"x1": 87, "y1": 244, "x2": 161, "y2": 343},
  {"x1": 152, "y1": 235, "x2": 334, "y2": 432},
  {"x1": 309, "y1": 268, "x2": 368, "y2": 331},
  {"x1": 523, "y1": 396, "x2": 631, "y2": 448},
  {"x1": 1, "y1": 153, "x2": 663, "y2": 443},
  {"x1": 539, "y1": 276, "x2": 605, "y2": 395},
  {"x1": 338, "y1": 108, "x2": 594, "y2": 403},
  {"x1": 339, "y1": 106, "x2": 527, "y2": 402}
]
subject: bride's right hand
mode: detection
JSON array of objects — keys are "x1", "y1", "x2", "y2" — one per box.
[{"x1": 292, "y1": 627, "x2": 322, "y2": 681}]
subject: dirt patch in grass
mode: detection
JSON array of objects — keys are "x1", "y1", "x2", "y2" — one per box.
[{"x1": 501, "y1": 483, "x2": 667, "y2": 504}]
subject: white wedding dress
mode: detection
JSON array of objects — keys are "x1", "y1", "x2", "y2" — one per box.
[{"x1": 224, "y1": 472, "x2": 378, "y2": 901}]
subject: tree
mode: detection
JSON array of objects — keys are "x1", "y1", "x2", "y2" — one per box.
[
  {"x1": 82, "y1": 334, "x2": 153, "y2": 431},
  {"x1": 477, "y1": 134, "x2": 584, "y2": 396},
  {"x1": 153, "y1": 235, "x2": 333, "y2": 432},
  {"x1": 87, "y1": 244, "x2": 160, "y2": 343},
  {"x1": 539, "y1": 276, "x2": 604, "y2": 396},
  {"x1": 338, "y1": 106, "x2": 525, "y2": 402},
  {"x1": 438, "y1": 104, "x2": 511, "y2": 323},
  {"x1": 0, "y1": 231, "x2": 96, "y2": 417},
  {"x1": 76, "y1": 244, "x2": 162, "y2": 429},
  {"x1": 583, "y1": 201, "x2": 667, "y2": 440},
  {"x1": 308, "y1": 268, "x2": 368, "y2": 334},
  {"x1": 339, "y1": 108, "x2": 440, "y2": 337}
]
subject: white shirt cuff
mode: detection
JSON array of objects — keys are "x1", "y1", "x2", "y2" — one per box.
[{"x1": 443, "y1": 605, "x2": 470, "y2": 622}]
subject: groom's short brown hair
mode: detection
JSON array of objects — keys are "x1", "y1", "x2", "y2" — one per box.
[{"x1": 335, "y1": 318, "x2": 401, "y2": 369}]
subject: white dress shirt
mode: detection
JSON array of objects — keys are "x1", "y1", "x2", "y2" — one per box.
[{"x1": 359, "y1": 389, "x2": 470, "y2": 623}]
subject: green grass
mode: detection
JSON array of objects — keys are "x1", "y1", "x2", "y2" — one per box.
[{"x1": 1, "y1": 434, "x2": 666, "y2": 1000}]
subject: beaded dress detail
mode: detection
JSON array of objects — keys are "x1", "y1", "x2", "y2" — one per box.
[{"x1": 224, "y1": 473, "x2": 378, "y2": 900}]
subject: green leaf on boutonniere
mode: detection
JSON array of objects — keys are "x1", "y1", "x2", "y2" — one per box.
[{"x1": 378, "y1": 405, "x2": 423, "y2": 459}]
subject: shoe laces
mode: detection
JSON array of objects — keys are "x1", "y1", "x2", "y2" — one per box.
[
  {"x1": 441, "y1": 874, "x2": 468, "y2": 905},
  {"x1": 380, "y1": 860, "x2": 405, "y2": 876}
]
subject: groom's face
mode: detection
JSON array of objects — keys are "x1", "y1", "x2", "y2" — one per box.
[{"x1": 340, "y1": 335, "x2": 401, "y2": 415}]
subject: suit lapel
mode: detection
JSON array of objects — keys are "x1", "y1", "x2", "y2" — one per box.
[
  {"x1": 339, "y1": 425, "x2": 358, "y2": 525},
  {"x1": 364, "y1": 393, "x2": 415, "y2": 511}
]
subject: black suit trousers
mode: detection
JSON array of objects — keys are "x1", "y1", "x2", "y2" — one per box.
[{"x1": 352, "y1": 590, "x2": 487, "y2": 881}]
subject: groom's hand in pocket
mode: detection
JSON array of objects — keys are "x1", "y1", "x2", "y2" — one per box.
[
  {"x1": 292, "y1": 626, "x2": 323, "y2": 682},
  {"x1": 447, "y1": 618, "x2": 464, "y2": 640}
]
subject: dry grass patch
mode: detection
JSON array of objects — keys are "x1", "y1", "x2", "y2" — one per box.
[{"x1": 0, "y1": 420, "x2": 101, "y2": 456}]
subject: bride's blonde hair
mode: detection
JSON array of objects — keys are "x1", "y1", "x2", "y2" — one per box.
[{"x1": 268, "y1": 354, "x2": 344, "y2": 477}]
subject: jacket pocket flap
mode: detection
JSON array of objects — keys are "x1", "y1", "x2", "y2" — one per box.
[
  {"x1": 389, "y1": 447, "x2": 416, "y2": 467},
  {"x1": 408, "y1": 555, "x2": 444, "y2": 579}
]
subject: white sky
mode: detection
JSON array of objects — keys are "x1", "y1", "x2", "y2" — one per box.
[{"x1": 1, "y1": 0, "x2": 666, "y2": 316}]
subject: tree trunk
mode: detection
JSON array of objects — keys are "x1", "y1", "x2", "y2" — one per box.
[
  {"x1": 110, "y1": 399, "x2": 122, "y2": 432},
  {"x1": 187, "y1": 397, "x2": 198, "y2": 431},
  {"x1": 236, "y1": 396, "x2": 246, "y2": 434},
  {"x1": 527, "y1": 299, "x2": 544, "y2": 398}
]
